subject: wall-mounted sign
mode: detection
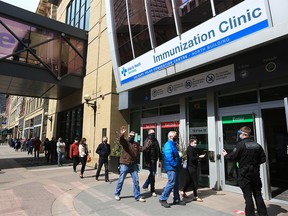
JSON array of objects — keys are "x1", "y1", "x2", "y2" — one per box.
[
  {"x1": 189, "y1": 127, "x2": 208, "y2": 134},
  {"x1": 151, "y1": 64, "x2": 234, "y2": 100},
  {"x1": 143, "y1": 123, "x2": 157, "y2": 129},
  {"x1": 161, "y1": 121, "x2": 179, "y2": 128},
  {"x1": 222, "y1": 114, "x2": 254, "y2": 124},
  {"x1": 118, "y1": 0, "x2": 268, "y2": 86}
]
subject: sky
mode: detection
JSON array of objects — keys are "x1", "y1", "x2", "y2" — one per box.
[{"x1": 1, "y1": 0, "x2": 39, "y2": 12}]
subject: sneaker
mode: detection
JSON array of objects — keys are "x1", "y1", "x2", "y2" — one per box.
[
  {"x1": 159, "y1": 200, "x2": 170, "y2": 208},
  {"x1": 143, "y1": 187, "x2": 148, "y2": 191},
  {"x1": 181, "y1": 192, "x2": 188, "y2": 198},
  {"x1": 193, "y1": 197, "x2": 203, "y2": 202},
  {"x1": 136, "y1": 197, "x2": 146, "y2": 202},
  {"x1": 173, "y1": 200, "x2": 186, "y2": 205},
  {"x1": 115, "y1": 195, "x2": 121, "y2": 201},
  {"x1": 96, "y1": 178, "x2": 99, "y2": 181},
  {"x1": 152, "y1": 192, "x2": 157, "y2": 197},
  {"x1": 73, "y1": 169, "x2": 77, "y2": 173}
]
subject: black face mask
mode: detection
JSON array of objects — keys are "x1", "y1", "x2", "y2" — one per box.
[
  {"x1": 128, "y1": 136, "x2": 135, "y2": 143},
  {"x1": 149, "y1": 133, "x2": 155, "y2": 139},
  {"x1": 172, "y1": 136, "x2": 178, "y2": 143}
]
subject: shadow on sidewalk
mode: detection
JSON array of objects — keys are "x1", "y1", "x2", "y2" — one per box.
[
  {"x1": 267, "y1": 204, "x2": 288, "y2": 215},
  {"x1": 0, "y1": 157, "x2": 73, "y2": 169}
]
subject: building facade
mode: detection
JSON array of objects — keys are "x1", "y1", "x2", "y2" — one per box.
[{"x1": 106, "y1": 0, "x2": 288, "y2": 201}]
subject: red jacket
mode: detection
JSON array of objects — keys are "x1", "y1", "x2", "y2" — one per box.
[{"x1": 69, "y1": 142, "x2": 79, "y2": 158}]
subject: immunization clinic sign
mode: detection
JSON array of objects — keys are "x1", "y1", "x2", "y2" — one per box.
[
  {"x1": 151, "y1": 64, "x2": 234, "y2": 100},
  {"x1": 118, "y1": 0, "x2": 269, "y2": 85}
]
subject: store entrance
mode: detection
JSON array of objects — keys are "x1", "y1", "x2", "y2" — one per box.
[
  {"x1": 262, "y1": 108, "x2": 288, "y2": 201},
  {"x1": 219, "y1": 111, "x2": 261, "y2": 193}
]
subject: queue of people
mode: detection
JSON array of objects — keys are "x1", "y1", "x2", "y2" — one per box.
[{"x1": 112, "y1": 125, "x2": 267, "y2": 215}]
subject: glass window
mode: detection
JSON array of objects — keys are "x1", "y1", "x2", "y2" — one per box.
[
  {"x1": 176, "y1": 0, "x2": 213, "y2": 34},
  {"x1": 142, "y1": 108, "x2": 158, "y2": 118},
  {"x1": 151, "y1": 0, "x2": 177, "y2": 47},
  {"x1": 260, "y1": 85, "x2": 288, "y2": 102},
  {"x1": 218, "y1": 91, "x2": 257, "y2": 108},
  {"x1": 66, "y1": 0, "x2": 90, "y2": 31},
  {"x1": 160, "y1": 104, "x2": 180, "y2": 115},
  {"x1": 213, "y1": 0, "x2": 244, "y2": 16}
]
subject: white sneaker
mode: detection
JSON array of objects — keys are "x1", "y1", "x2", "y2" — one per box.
[
  {"x1": 137, "y1": 197, "x2": 146, "y2": 202},
  {"x1": 152, "y1": 192, "x2": 157, "y2": 197},
  {"x1": 115, "y1": 195, "x2": 121, "y2": 201}
]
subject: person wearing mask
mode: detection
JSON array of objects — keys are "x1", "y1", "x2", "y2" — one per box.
[
  {"x1": 182, "y1": 136, "x2": 205, "y2": 201},
  {"x1": 142, "y1": 129, "x2": 162, "y2": 197},
  {"x1": 223, "y1": 126, "x2": 267, "y2": 216},
  {"x1": 70, "y1": 137, "x2": 80, "y2": 173},
  {"x1": 95, "y1": 136, "x2": 111, "y2": 182},
  {"x1": 159, "y1": 131, "x2": 186, "y2": 208},
  {"x1": 79, "y1": 138, "x2": 89, "y2": 178},
  {"x1": 56, "y1": 137, "x2": 66, "y2": 166},
  {"x1": 114, "y1": 126, "x2": 149, "y2": 202}
]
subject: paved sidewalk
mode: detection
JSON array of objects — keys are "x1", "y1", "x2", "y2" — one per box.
[{"x1": 0, "y1": 144, "x2": 287, "y2": 216}]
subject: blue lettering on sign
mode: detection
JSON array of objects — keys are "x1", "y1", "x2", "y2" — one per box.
[
  {"x1": 0, "y1": 32, "x2": 16, "y2": 48},
  {"x1": 219, "y1": 8, "x2": 262, "y2": 33},
  {"x1": 121, "y1": 20, "x2": 268, "y2": 85}
]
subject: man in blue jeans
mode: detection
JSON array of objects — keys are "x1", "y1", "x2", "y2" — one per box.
[
  {"x1": 114, "y1": 126, "x2": 149, "y2": 202},
  {"x1": 159, "y1": 131, "x2": 186, "y2": 208}
]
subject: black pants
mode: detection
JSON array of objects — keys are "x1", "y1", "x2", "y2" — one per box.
[
  {"x1": 96, "y1": 158, "x2": 109, "y2": 181},
  {"x1": 72, "y1": 156, "x2": 80, "y2": 171},
  {"x1": 79, "y1": 156, "x2": 87, "y2": 175},
  {"x1": 182, "y1": 165, "x2": 199, "y2": 197},
  {"x1": 240, "y1": 177, "x2": 267, "y2": 216}
]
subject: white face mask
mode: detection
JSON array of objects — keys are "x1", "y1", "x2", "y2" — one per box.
[{"x1": 75, "y1": 141, "x2": 79, "y2": 143}]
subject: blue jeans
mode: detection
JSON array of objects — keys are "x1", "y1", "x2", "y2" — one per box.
[
  {"x1": 57, "y1": 152, "x2": 64, "y2": 165},
  {"x1": 115, "y1": 164, "x2": 141, "y2": 200},
  {"x1": 159, "y1": 170, "x2": 180, "y2": 202},
  {"x1": 142, "y1": 161, "x2": 157, "y2": 192}
]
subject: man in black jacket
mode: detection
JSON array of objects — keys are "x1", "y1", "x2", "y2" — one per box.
[
  {"x1": 95, "y1": 136, "x2": 111, "y2": 182},
  {"x1": 223, "y1": 126, "x2": 267, "y2": 216},
  {"x1": 142, "y1": 129, "x2": 162, "y2": 197}
]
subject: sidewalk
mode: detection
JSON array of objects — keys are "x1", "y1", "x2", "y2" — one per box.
[{"x1": 0, "y1": 144, "x2": 287, "y2": 216}]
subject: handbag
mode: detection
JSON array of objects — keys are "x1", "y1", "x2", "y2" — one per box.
[{"x1": 86, "y1": 155, "x2": 91, "y2": 162}]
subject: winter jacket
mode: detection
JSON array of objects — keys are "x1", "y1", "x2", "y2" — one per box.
[
  {"x1": 69, "y1": 142, "x2": 80, "y2": 158},
  {"x1": 96, "y1": 142, "x2": 111, "y2": 161},
  {"x1": 119, "y1": 134, "x2": 149, "y2": 165},
  {"x1": 162, "y1": 139, "x2": 181, "y2": 172}
]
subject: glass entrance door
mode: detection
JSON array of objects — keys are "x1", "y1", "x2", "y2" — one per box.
[
  {"x1": 219, "y1": 112, "x2": 259, "y2": 192},
  {"x1": 262, "y1": 108, "x2": 288, "y2": 201}
]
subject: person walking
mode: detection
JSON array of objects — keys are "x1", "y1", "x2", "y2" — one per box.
[
  {"x1": 95, "y1": 136, "x2": 111, "y2": 182},
  {"x1": 79, "y1": 138, "x2": 89, "y2": 178},
  {"x1": 159, "y1": 131, "x2": 186, "y2": 208},
  {"x1": 33, "y1": 137, "x2": 41, "y2": 159},
  {"x1": 142, "y1": 129, "x2": 162, "y2": 197},
  {"x1": 182, "y1": 136, "x2": 205, "y2": 201},
  {"x1": 114, "y1": 126, "x2": 148, "y2": 202},
  {"x1": 69, "y1": 137, "x2": 80, "y2": 173},
  {"x1": 56, "y1": 137, "x2": 66, "y2": 166},
  {"x1": 49, "y1": 137, "x2": 57, "y2": 164},
  {"x1": 43, "y1": 138, "x2": 51, "y2": 164},
  {"x1": 223, "y1": 126, "x2": 267, "y2": 216}
]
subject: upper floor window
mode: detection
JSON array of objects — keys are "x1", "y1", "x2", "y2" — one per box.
[{"x1": 66, "y1": 0, "x2": 90, "y2": 31}]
